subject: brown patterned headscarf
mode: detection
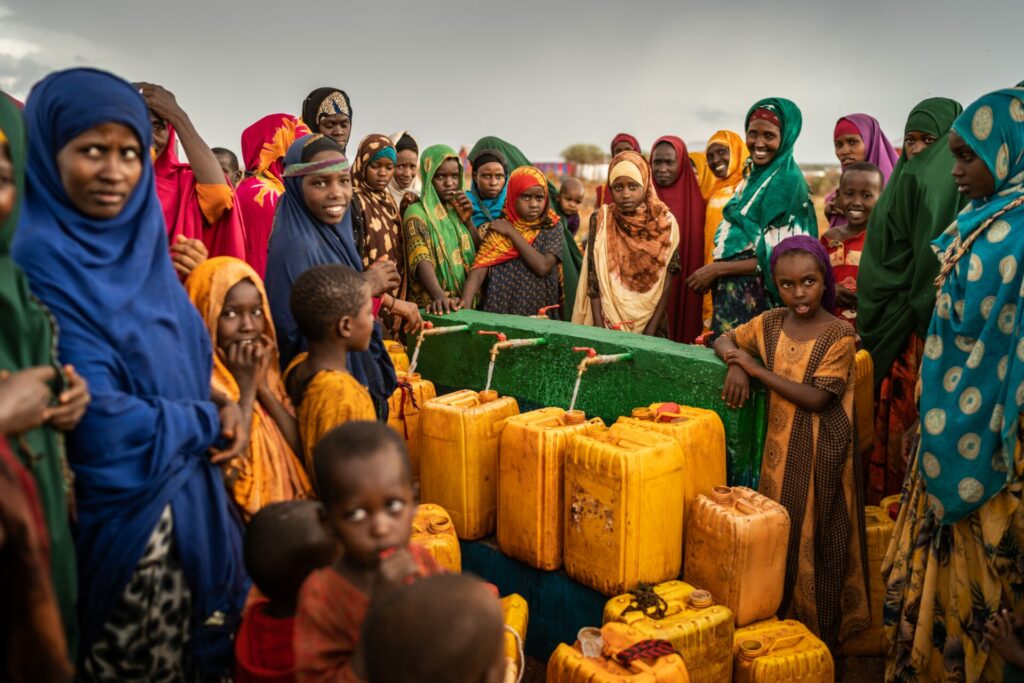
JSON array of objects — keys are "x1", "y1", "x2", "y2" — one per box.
[
  {"x1": 352, "y1": 134, "x2": 404, "y2": 294},
  {"x1": 604, "y1": 150, "x2": 675, "y2": 292}
]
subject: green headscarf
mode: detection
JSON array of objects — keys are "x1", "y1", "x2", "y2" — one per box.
[
  {"x1": 857, "y1": 97, "x2": 965, "y2": 386},
  {"x1": 0, "y1": 93, "x2": 78, "y2": 656},
  {"x1": 468, "y1": 136, "x2": 582, "y2": 320},
  {"x1": 714, "y1": 98, "x2": 818, "y2": 304},
  {"x1": 403, "y1": 144, "x2": 476, "y2": 295}
]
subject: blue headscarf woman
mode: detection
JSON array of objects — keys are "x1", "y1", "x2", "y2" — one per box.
[
  {"x1": 12, "y1": 68, "x2": 248, "y2": 679},
  {"x1": 264, "y1": 134, "x2": 398, "y2": 419},
  {"x1": 885, "y1": 87, "x2": 1024, "y2": 681}
]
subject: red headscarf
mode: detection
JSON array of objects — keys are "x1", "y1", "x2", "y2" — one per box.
[
  {"x1": 235, "y1": 114, "x2": 311, "y2": 277},
  {"x1": 473, "y1": 166, "x2": 559, "y2": 269},
  {"x1": 596, "y1": 133, "x2": 642, "y2": 205},
  {"x1": 153, "y1": 124, "x2": 247, "y2": 260},
  {"x1": 651, "y1": 136, "x2": 707, "y2": 343}
]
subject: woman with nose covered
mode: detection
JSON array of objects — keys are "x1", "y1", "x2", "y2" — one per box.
[
  {"x1": 690, "y1": 98, "x2": 819, "y2": 339},
  {"x1": 459, "y1": 166, "x2": 565, "y2": 317},
  {"x1": 402, "y1": 144, "x2": 480, "y2": 314}
]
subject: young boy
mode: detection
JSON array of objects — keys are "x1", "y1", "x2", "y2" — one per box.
[
  {"x1": 285, "y1": 264, "x2": 377, "y2": 479},
  {"x1": 558, "y1": 177, "x2": 586, "y2": 237},
  {"x1": 235, "y1": 501, "x2": 339, "y2": 683},
  {"x1": 361, "y1": 574, "x2": 507, "y2": 683},
  {"x1": 295, "y1": 421, "x2": 444, "y2": 683},
  {"x1": 819, "y1": 161, "x2": 883, "y2": 329},
  {"x1": 212, "y1": 146, "x2": 244, "y2": 187}
]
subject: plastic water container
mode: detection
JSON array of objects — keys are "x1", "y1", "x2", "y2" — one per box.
[
  {"x1": 502, "y1": 593, "x2": 529, "y2": 669},
  {"x1": 497, "y1": 408, "x2": 605, "y2": 570},
  {"x1": 839, "y1": 506, "x2": 895, "y2": 656},
  {"x1": 602, "y1": 580, "x2": 733, "y2": 683},
  {"x1": 409, "y1": 503, "x2": 461, "y2": 573},
  {"x1": 854, "y1": 350, "x2": 874, "y2": 455},
  {"x1": 879, "y1": 494, "x2": 902, "y2": 521},
  {"x1": 387, "y1": 372, "x2": 437, "y2": 479},
  {"x1": 420, "y1": 389, "x2": 519, "y2": 539},
  {"x1": 546, "y1": 622, "x2": 691, "y2": 682},
  {"x1": 684, "y1": 486, "x2": 790, "y2": 626},
  {"x1": 386, "y1": 340, "x2": 410, "y2": 373},
  {"x1": 733, "y1": 619, "x2": 834, "y2": 683},
  {"x1": 564, "y1": 422, "x2": 684, "y2": 596}
]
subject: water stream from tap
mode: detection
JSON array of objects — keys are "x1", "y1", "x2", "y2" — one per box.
[
  {"x1": 484, "y1": 359, "x2": 496, "y2": 392},
  {"x1": 407, "y1": 343, "x2": 423, "y2": 375},
  {"x1": 568, "y1": 369, "x2": 584, "y2": 412}
]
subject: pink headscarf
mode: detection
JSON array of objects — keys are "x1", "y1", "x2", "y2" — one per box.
[{"x1": 828, "y1": 113, "x2": 899, "y2": 228}]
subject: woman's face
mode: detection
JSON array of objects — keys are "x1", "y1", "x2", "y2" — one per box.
[
  {"x1": 364, "y1": 157, "x2": 395, "y2": 192},
  {"x1": 610, "y1": 175, "x2": 644, "y2": 214},
  {"x1": 746, "y1": 119, "x2": 782, "y2": 167},
  {"x1": 432, "y1": 158, "x2": 461, "y2": 203},
  {"x1": 394, "y1": 149, "x2": 418, "y2": 190},
  {"x1": 302, "y1": 150, "x2": 353, "y2": 224},
  {"x1": 149, "y1": 111, "x2": 169, "y2": 159},
  {"x1": 612, "y1": 140, "x2": 635, "y2": 156},
  {"x1": 56, "y1": 122, "x2": 144, "y2": 219},
  {"x1": 514, "y1": 185, "x2": 547, "y2": 222},
  {"x1": 706, "y1": 143, "x2": 731, "y2": 179},
  {"x1": 317, "y1": 114, "x2": 352, "y2": 150},
  {"x1": 650, "y1": 142, "x2": 680, "y2": 188},
  {"x1": 949, "y1": 131, "x2": 996, "y2": 200},
  {"x1": 834, "y1": 134, "x2": 865, "y2": 167},
  {"x1": 0, "y1": 144, "x2": 14, "y2": 227},
  {"x1": 903, "y1": 130, "x2": 938, "y2": 161},
  {"x1": 473, "y1": 161, "x2": 506, "y2": 199}
]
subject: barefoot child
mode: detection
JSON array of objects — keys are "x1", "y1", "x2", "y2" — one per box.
[
  {"x1": 819, "y1": 161, "x2": 883, "y2": 329},
  {"x1": 284, "y1": 265, "x2": 377, "y2": 478},
  {"x1": 186, "y1": 257, "x2": 313, "y2": 519},
  {"x1": 557, "y1": 177, "x2": 586, "y2": 238},
  {"x1": 235, "y1": 501, "x2": 339, "y2": 682},
  {"x1": 460, "y1": 166, "x2": 565, "y2": 317},
  {"x1": 713, "y1": 235, "x2": 868, "y2": 649},
  {"x1": 295, "y1": 421, "x2": 444, "y2": 683}
]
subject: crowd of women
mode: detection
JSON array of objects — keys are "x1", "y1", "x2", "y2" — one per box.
[{"x1": 1, "y1": 64, "x2": 1024, "y2": 682}]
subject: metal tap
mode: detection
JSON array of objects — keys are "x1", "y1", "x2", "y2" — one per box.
[
  {"x1": 407, "y1": 321, "x2": 470, "y2": 374},
  {"x1": 478, "y1": 330, "x2": 548, "y2": 362},
  {"x1": 572, "y1": 346, "x2": 634, "y2": 373},
  {"x1": 531, "y1": 304, "x2": 561, "y2": 319}
]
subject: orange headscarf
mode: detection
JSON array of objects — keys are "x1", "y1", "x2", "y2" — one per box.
[
  {"x1": 185, "y1": 256, "x2": 312, "y2": 519},
  {"x1": 688, "y1": 152, "x2": 716, "y2": 200},
  {"x1": 705, "y1": 130, "x2": 750, "y2": 197},
  {"x1": 472, "y1": 166, "x2": 560, "y2": 269}
]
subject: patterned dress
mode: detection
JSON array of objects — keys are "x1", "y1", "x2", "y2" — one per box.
[{"x1": 480, "y1": 225, "x2": 563, "y2": 317}]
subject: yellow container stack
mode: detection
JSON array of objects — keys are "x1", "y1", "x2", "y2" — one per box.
[
  {"x1": 497, "y1": 408, "x2": 605, "y2": 570},
  {"x1": 854, "y1": 350, "x2": 874, "y2": 455},
  {"x1": 409, "y1": 503, "x2": 462, "y2": 573},
  {"x1": 386, "y1": 340, "x2": 410, "y2": 373},
  {"x1": 420, "y1": 389, "x2": 520, "y2": 540},
  {"x1": 602, "y1": 580, "x2": 733, "y2": 683},
  {"x1": 564, "y1": 422, "x2": 684, "y2": 596},
  {"x1": 839, "y1": 505, "x2": 895, "y2": 657},
  {"x1": 733, "y1": 619, "x2": 834, "y2": 683},
  {"x1": 546, "y1": 622, "x2": 691, "y2": 682},
  {"x1": 684, "y1": 486, "x2": 790, "y2": 626},
  {"x1": 386, "y1": 372, "x2": 437, "y2": 479}
]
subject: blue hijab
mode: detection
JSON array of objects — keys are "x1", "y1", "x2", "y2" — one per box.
[
  {"x1": 467, "y1": 148, "x2": 508, "y2": 227},
  {"x1": 265, "y1": 134, "x2": 397, "y2": 418},
  {"x1": 11, "y1": 68, "x2": 246, "y2": 671},
  {"x1": 919, "y1": 87, "x2": 1024, "y2": 524}
]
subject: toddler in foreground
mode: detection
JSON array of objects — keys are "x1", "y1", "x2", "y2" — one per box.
[{"x1": 295, "y1": 421, "x2": 443, "y2": 683}]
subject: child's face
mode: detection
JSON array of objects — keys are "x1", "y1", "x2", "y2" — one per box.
[
  {"x1": 707, "y1": 142, "x2": 731, "y2": 179},
  {"x1": 557, "y1": 182, "x2": 584, "y2": 216},
  {"x1": 364, "y1": 157, "x2": 395, "y2": 192},
  {"x1": 473, "y1": 162, "x2": 506, "y2": 199},
  {"x1": 0, "y1": 145, "x2": 14, "y2": 227},
  {"x1": 394, "y1": 149, "x2": 418, "y2": 190},
  {"x1": 432, "y1": 158, "x2": 461, "y2": 204},
  {"x1": 774, "y1": 252, "x2": 825, "y2": 319},
  {"x1": 838, "y1": 170, "x2": 882, "y2": 229},
  {"x1": 214, "y1": 152, "x2": 241, "y2": 186},
  {"x1": 514, "y1": 186, "x2": 547, "y2": 222},
  {"x1": 950, "y1": 131, "x2": 995, "y2": 200},
  {"x1": 651, "y1": 142, "x2": 680, "y2": 188},
  {"x1": 326, "y1": 446, "x2": 414, "y2": 569},
  {"x1": 302, "y1": 151, "x2": 353, "y2": 224},
  {"x1": 344, "y1": 284, "x2": 375, "y2": 352},
  {"x1": 317, "y1": 113, "x2": 352, "y2": 151},
  {"x1": 746, "y1": 119, "x2": 781, "y2": 167},
  {"x1": 903, "y1": 130, "x2": 938, "y2": 161},
  {"x1": 834, "y1": 134, "x2": 865, "y2": 168},
  {"x1": 610, "y1": 176, "x2": 644, "y2": 214},
  {"x1": 217, "y1": 279, "x2": 266, "y2": 352}
]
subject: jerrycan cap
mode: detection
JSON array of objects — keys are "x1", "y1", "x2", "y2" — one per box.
[
  {"x1": 426, "y1": 515, "x2": 452, "y2": 534},
  {"x1": 687, "y1": 590, "x2": 713, "y2": 609},
  {"x1": 738, "y1": 639, "x2": 765, "y2": 660},
  {"x1": 404, "y1": 372, "x2": 421, "y2": 382},
  {"x1": 563, "y1": 409, "x2": 586, "y2": 425},
  {"x1": 710, "y1": 486, "x2": 734, "y2": 505},
  {"x1": 478, "y1": 389, "x2": 498, "y2": 404},
  {"x1": 630, "y1": 407, "x2": 654, "y2": 420},
  {"x1": 577, "y1": 627, "x2": 603, "y2": 659}
]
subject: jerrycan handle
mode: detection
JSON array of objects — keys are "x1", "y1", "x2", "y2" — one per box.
[
  {"x1": 734, "y1": 499, "x2": 760, "y2": 515},
  {"x1": 764, "y1": 633, "x2": 806, "y2": 654}
]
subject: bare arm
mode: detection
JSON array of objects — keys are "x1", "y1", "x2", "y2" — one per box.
[
  {"x1": 643, "y1": 272, "x2": 675, "y2": 336},
  {"x1": 459, "y1": 268, "x2": 488, "y2": 309},
  {"x1": 257, "y1": 385, "x2": 302, "y2": 457},
  {"x1": 720, "y1": 340, "x2": 835, "y2": 413},
  {"x1": 505, "y1": 229, "x2": 557, "y2": 277},
  {"x1": 687, "y1": 258, "x2": 758, "y2": 294},
  {"x1": 138, "y1": 82, "x2": 227, "y2": 187}
]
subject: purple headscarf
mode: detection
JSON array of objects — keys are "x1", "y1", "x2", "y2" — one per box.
[
  {"x1": 769, "y1": 235, "x2": 836, "y2": 315},
  {"x1": 828, "y1": 113, "x2": 900, "y2": 227}
]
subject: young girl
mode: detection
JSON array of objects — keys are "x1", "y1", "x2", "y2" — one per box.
[
  {"x1": 466, "y1": 147, "x2": 508, "y2": 228},
  {"x1": 351, "y1": 134, "x2": 405, "y2": 299},
  {"x1": 185, "y1": 256, "x2": 312, "y2": 520},
  {"x1": 714, "y1": 235, "x2": 867, "y2": 650},
  {"x1": 824, "y1": 113, "x2": 898, "y2": 228},
  {"x1": 572, "y1": 150, "x2": 680, "y2": 335},
  {"x1": 594, "y1": 133, "x2": 641, "y2": 207},
  {"x1": 388, "y1": 131, "x2": 420, "y2": 212},
  {"x1": 459, "y1": 166, "x2": 564, "y2": 317}
]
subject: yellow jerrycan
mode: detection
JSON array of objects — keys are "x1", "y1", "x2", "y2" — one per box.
[
  {"x1": 879, "y1": 494, "x2": 902, "y2": 521},
  {"x1": 564, "y1": 422, "x2": 684, "y2": 596},
  {"x1": 386, "y1": 372, "x2": 437, "y2": 479},
  {"x1": 420, "y1": 389, "x2": 519, "y2": 539},
  {"x1": 409, "y1": 503, "x2": 461, "y2": 573},
  {"x1": 854, "y1": 349, "x2": 874, "y2": 455},
  {"x1": 497, "y1": 408, "x2": 605, "y2": 570},
  {"x1": 546, "y1": 622, "x2": 690, "y2": 682},
  {"x1": 385, "y1": 340, "x2": 410, "y2": 373},
  {"x1": 684, "y1": 486, "x2": 790, "y2": 627},
  {"x1": 733, "y1": 619, "x2": 834, "y2": 683},
  {"x1": 602, "y1": 581, "x2": 733, "y2": 683},
  {"x1": 502, "y1": 593, "x2": 529, "y2": 680},
  {"x1": 839, "y1": 505, "x2": 895, "y2": 657}
]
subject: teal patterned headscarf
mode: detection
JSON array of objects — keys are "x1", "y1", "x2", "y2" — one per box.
[{"x1": 918, "y1": 87, "x2": 1024, "y2": 524}]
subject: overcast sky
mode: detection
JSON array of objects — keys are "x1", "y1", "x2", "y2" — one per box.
[{"x1": 1, "y1": 0, "x2": 1021, "y2": 164}]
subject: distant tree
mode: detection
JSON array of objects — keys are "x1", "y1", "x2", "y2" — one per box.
[{"x1": 561, "y1": 143, "x2": 606, "y2": 164}]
